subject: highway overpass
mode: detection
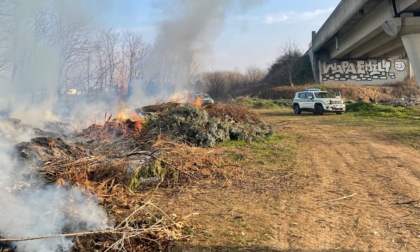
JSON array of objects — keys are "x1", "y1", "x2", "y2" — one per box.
[{"x1": 309, "y1": 0, "x2": 420, "y2": 86}]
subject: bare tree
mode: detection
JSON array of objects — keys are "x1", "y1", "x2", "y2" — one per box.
[
  {"x1": 0, "y1": 1, "x2": 156, "y2": 103},
  {"x1": 101, "y1": 29, "x2": 119, "y2": 89},
  {"x1": 245, "y1": 66, "x2": 266, "y2": 87},
  {"x1": 280, "y1": 40, "x2": 302, "y2": 86},
  {"x1": 32, "y1": 1, "x2": 91, "y2": 94},
  {"x1": 122, "y1": 31, "x2": 148, "y2": 83},
  {"x1": 203, "y1": 71, "x2": 228, "y2": 99},
  {"x1": 266, "y1": 40, "x2": 303, "y2": 87}
]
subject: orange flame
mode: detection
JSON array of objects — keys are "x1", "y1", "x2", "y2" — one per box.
[
  {"x1": 192, "y1": 95, "x2": 203, "y2": 109},
  {"x1": 130, "y1": 113, "x2": 143, "y2": 130},
  {"x1": 116, "y1": 101, "x2": 128, "y2": 124},
  {"x1": 89, "y1": 100, "x2": 143, "y2": 139}
]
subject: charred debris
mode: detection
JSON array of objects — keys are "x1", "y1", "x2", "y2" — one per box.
[{"x1": 1, "y1": 102, "x2": 272, "y2": 251}]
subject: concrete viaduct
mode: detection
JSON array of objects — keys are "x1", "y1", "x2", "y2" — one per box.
[{"x1": 309, "y1": 0, "x2": 420, "y2": 86}]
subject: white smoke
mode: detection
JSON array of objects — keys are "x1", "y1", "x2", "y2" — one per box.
[
  {"x1": 0, "y1": 121, "x2": 112, "y2": 252},
  {"x1": 0, "y1": 120, "x2": 34, "y2": 144},
  {"x1": 0, "y1": 1, "x2": 269, "y2": 250},
  {"x1": 1, "y1": 0, "x2": 58, "y2": 125},
  {"x1": 0, "y1": 0, "x2": 93, "y2": 126},
  {"x1": 128, "y1": 0, "x2": 266, "y2": 106},
  {"x1": 0, "y1": 0, "x2": 266, "y2": 123},
  {"x1": 0, "y1": 1, "x2": 113, "y2": 249}
]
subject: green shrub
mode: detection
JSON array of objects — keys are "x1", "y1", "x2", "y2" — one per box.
[
  {"x1": 253, "y1": 100, "x2": 277, "y2": 109},
  {"x1": 345, "y1": 102, "x2": 375, "y2": 112},
  {"x1": 273, "y1": 99, "x2": 293, "y2": 107},
  {"x1": 144, "y1": 104, "x2": 273, "y2": 147},
  {"x1": 346, "y1": 102, "x2": 420, "y2": 118},
  {"x1": 234, "y1": 97, "x2": 292, "y2": 109}
]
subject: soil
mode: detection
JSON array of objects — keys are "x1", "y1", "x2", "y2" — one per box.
[
  {"x1": 269, "y1": 114, "x2": 420, "y2": 251},
  {"x1": 7, "y1": 103, "x2": 417, "y2": 251},
  {"x1": 158, "y1": 110, "x2": 420, "y2": 251}
]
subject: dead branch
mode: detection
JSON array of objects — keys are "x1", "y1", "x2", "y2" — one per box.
[
  {"x1": 182, "y1": 212, "x2": 200, "y2": 220},
  {"x1": 0, "y1": 230, "x2": 116, "y2": 242},
  {"x1": 124, "y1": 151, "x2": 153, "y2": 158},
  {"x1": 0, "y1": 226, "x2": 178, "y2": 243},
  {"x1": 116, "y1": 200, "x2": 152, "y2": 229},
  {"x1": 396, "y1": 199, "x2": 419, "y2": 205},
  {"x1": 323, "y1": 193, "x2": 357, "y2": 203}
]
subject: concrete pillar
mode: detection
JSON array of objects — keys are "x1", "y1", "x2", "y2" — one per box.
[{"x1": 401, "y1": 33, "x2": 420, "y2": 86}]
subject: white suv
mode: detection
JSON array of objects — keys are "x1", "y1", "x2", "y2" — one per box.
[{"x1": 293, "y1": 88, "x2": 346, "y2": 115}]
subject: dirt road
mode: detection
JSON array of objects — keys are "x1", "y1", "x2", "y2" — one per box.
[
  {"x1": 270, "y1": 114, "x2": 420, "y2": 251},
  {"x1": 161, "y1": 111, "x2": 419, "y2": 251}
]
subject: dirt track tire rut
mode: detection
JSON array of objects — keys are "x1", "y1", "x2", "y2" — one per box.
[{"x1": 272, "y1": 117, "x2": 420, "y2": 251}]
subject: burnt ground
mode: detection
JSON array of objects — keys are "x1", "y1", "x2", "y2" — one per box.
[{"x1": 154, "y1": 109, "x2": 420, "y2": 251}]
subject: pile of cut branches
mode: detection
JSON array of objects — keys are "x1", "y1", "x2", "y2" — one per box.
[
  {"x1": 71, "y1": 201, "x2": 186, "y2": 252},
  {"x1": 142, "y1": 102, "x2": 273, "y2": 147},
  {"x1": 0, "y1": 201, "x2": 186, "y2": 252},
  {"x1": 6, "y1": 101, "x2": 271, "y2": 251},
  {"x1": 82, "y1": 116, "x2": 142, "y2": 139},
  {"x1": 35, "y1": 137, "x2": 239, "y2": 251}
]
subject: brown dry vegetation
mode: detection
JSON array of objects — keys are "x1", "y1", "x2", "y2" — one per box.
[
  {"x1": 4, "y1": 99, "x2": 420, "y2": 251},
  {"x1": 157, "y1": 107, "x2": 420, "y2": 251},
  {"x1": 3, "y1": 103, "x2": 271, "y2": 251},
  {"x1": 256, "y1": 79, "x2": 420, "y2": 103}
]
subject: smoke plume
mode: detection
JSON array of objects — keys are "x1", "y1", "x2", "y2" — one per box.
[
  {"x1": 0, "y1": 1, "x2": 266, "y2": 251},
  {"x1": 0, "y1": 121, "x2": 112, "y2": 251},
  {"x1": 0, "y1": 0, "x2": 266, "y2": 122},
  {"x1": 128, "y1": 0, "x2": 266, "y2": 105},
  {"x1": 0, "y1": 1, "x2": 112, "y2": 251}
]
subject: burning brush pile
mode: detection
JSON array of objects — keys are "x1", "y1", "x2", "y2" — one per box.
[{"x1": 0, "y1": 102, "x2": 272, "y2": 251}]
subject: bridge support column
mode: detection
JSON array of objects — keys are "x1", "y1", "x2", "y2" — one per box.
[{"x1": 401, "y1": 33, "x2": 420, "y2": 87}]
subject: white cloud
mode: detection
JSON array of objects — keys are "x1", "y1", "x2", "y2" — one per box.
[
  {"x1": 299, "y1": 7, "x2": 335, "y2": 21},
  {"x1": 264, "y1": 7, "x2": 334, "y2": 24},
  {"x1": 265, "y1": 13, "x2": 290, "y2": 24}
]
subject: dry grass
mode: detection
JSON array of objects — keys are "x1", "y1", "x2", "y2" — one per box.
[
  {"x1": 38, "y1": 136, "x2": 243, "y2": 251},
  {"x1": 204, "y1": 103, "x2": 262, "y2": 123},
  {"x1": 10, "y1": 102, "x2": 287, "y2": 251},
  {"x1": 256, "y1": 80, "x2": 420, "y2": 102},
  {"x1": 150, "y1": 140, "x2": 243, "y2": 186},
  {"x1": 391, "y1": 77, "x2": 420, "y2": 97}
]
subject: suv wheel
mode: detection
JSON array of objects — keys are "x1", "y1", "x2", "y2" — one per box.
[
  {"x1": 315, "y1": 104, "x2": 324, "y2": 115},
  {"x1": 293, "y1": 104, "x2": 301, "y2": 114}
]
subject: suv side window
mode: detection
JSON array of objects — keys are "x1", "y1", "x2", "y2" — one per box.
[
  {"x1": 306, "y1": 92, "x2": 314, "y2": 99},
  {"x1": 298, "y1": 93, "x2": 306, "y2": 99}
]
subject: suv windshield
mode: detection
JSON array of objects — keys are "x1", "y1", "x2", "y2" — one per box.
[{"x1": 315, "y1": 92, "x2": 334, "y2": 98}]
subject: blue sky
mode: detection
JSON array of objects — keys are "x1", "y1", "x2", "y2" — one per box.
[{"x1": 92, "y1": 0, "x2": 340, "y2": 72}]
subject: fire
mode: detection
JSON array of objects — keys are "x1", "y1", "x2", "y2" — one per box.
[
  {"x1": 192, "y1": 95, "x2": 203, "y2": 109},
  {"x1": 114, "y1": 107, "x2": 143, "y2": 137},
  {"x1": 130, "y1": 113, "x2": 143, "y2": 130},
  {"x1": 117, "y1": 101, "x2": 128, "y2": 123},
  {"x1": 86, "y1": 101, "x2": 143, "y2": 139},
  {"x1": 169, "y1": 90, "x2": 189, "y2": 103},
  {"x1": 115, "y1": 102, "x2": 142, "y2": 130}
]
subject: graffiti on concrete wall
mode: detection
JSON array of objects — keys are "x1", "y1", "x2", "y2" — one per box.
[{"x1": 321, "y1": 59, "x2": 405, "y2": 82}]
